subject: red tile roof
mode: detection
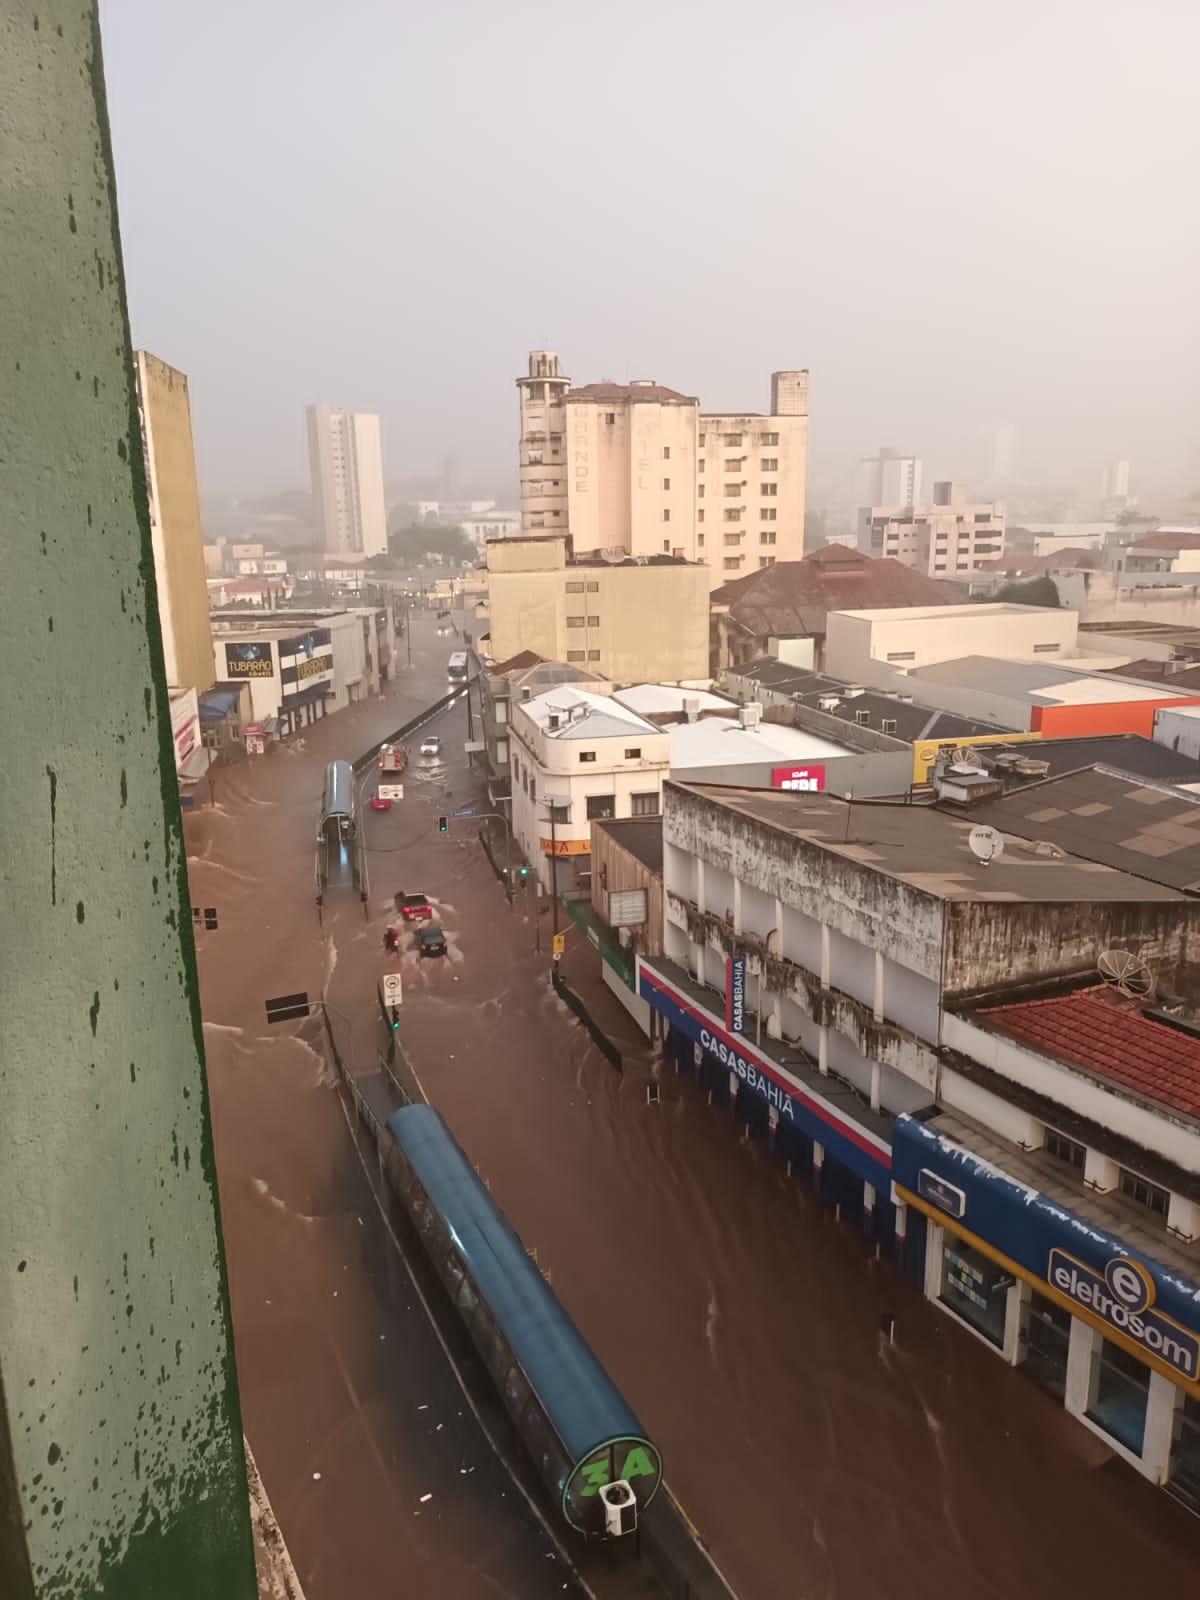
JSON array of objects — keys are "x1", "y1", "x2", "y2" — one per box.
[
  {"x1": 711, "y1": 548, "x2": 965, "y2": 636},
  {"x1": 1127, "y1": 530, "x2": 1200, "y2": 552},
  {"x1": 489, "y1": 649, "x2": 545, "y2": 675},
  {"x1": 979, "y1": 985, "x2": 1200, "y2": 1119},
  {"x1": 566, "y1": 381, "x2": 696, "y2": 405}
]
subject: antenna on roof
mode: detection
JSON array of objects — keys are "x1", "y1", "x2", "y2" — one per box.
[
  {"x1": 1097, "y1": 948, "x2": 1155, "y2": 1000},
  {"x1": 967, "y1": 824, "x2": 1005, "y2": 866}
]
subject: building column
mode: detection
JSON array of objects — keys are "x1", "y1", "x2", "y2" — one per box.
[
  {"x1": 873, "y1": 949, "x2": 885, "y2": 1022},
  {"x1": 820, "y1": 921, "x2": 831, "y2": 987},
  {"x1": 1, "y1": 8, "x2": 257, "y2": 1596},
  {"x1": 1144, "y1": 1372, "x2": 1184, "y2": 1484}
]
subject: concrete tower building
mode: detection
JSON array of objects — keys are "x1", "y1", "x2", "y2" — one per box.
[
  {"x1": 856, "y1": 447, "x2": 923, "y2": 518},
  {"x1": 306, "y1": 402, "x2": 388, "y2": 558},
  {"x1": 134, "y1": 350, "x2": 215, "y2": 695},
  {"x1": 517, "y1": 350, "x2": 571, "y2": 534},
  {"x1": 516, "y1": 352, "x2": 808, "y2": 587}
]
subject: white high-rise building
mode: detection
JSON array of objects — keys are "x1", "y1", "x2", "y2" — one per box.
[
  {"x1": 855, "y1": 448, "x2": 923, "y2": 517},
  {"x1": 307, "y1": 403, "x2": 388, "y2": 558},
  {"x1": 1102, "y1": 459, "x2": 1131, "y2": 502}
]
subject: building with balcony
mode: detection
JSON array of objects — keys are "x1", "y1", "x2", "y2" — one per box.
[
  {"x1": 515, "y1": 351, "x2": 808, "y2": 587},
  {"x1": 859, "y1": 480, "x2": 1005, "y2": 578},
  {"x1": 630, "y1": 777, "x2": 1200, "y2": 1502}
]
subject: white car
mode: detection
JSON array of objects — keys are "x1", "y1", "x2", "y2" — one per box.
[{"x1": 419, "y1": 735, "x2": 442, "y2": 758}]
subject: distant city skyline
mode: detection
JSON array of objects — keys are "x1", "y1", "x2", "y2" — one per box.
[{"x1": 100, "y1": 2, "x2": 1199, "y2": 505}]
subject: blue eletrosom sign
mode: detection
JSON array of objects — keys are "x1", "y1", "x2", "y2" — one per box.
[{"x1": 894, "y1": 1116, "x2": 1200, "y2": 1391}]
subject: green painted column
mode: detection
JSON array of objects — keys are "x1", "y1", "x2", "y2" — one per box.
[{"x1": 0, "y1": 7, "x2": 257, "y2": 1597}]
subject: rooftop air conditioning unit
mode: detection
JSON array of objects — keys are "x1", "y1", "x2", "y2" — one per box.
[
  {"x1": 842, "y1": 686, "x2": 865, "y2": 698},
  {"x1": 548, "y1": 713, "x2": 560, "y2": 730},
  {"x1": 818, "y1": 695, "x2": 841, "y2": 711},
  {"x1": 739, "y1": 704, "x2": 763, "y2": 729},
  {"x1": 683, "y1": 696, "x2": 700, "y2": 722},
  {"x1": 1014, "y1": 758, "x2": 1051, "y2": 778}
]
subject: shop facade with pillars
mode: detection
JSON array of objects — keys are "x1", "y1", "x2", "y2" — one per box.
[{"x1": 894, "y1": 1115, "x2": 1200, "y2": 1506}]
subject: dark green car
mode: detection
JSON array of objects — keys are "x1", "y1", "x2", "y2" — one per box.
[{"x1": 417, "y1": 923, "x2": 448, "y2": 958}]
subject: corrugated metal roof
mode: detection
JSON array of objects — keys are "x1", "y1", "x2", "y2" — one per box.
[{"x1": 939, "y1": 767, "x2": 1200, "y2": 891}]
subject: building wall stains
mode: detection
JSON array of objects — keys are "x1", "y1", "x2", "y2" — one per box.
[{"x1": 0, "y1": 7, "x2": 256, "y2": 1597}]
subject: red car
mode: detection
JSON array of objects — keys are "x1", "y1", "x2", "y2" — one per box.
[{"x1": 397, "y1": 892, "x2": 434, "y2": 922}]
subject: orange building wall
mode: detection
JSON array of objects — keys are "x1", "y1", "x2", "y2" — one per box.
[{"x1": 1032, "y1": 695, "x2": 1200, "y2": 739}]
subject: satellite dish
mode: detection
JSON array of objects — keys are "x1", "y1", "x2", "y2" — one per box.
[
  {"x1": 968, "y1": 824, "x2": 1005, "y2": 865},
  {"x1": 1098, "y1": 949, "x2": 1155, "y2": 999}
]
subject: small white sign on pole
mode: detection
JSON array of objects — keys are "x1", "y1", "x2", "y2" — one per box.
[
  {"x1": 378, "y1": 783, "x2": 405, "y2": 801},
  {"x1": 382, "y1": 971, "x2": 403, "y2": 1007}
]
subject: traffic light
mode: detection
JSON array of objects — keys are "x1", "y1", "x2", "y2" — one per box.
[
  {"x1": 517, "y1": 865, "x2": 530, "y2": 884},
  {"x1": 438, "y1": 815, "x2": 448, "y2": 833},
  {"x1": 389, "y1": 1006, "x2": 401, "y2": 1031}
]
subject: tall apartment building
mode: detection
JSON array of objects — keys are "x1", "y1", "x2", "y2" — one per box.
[
  {"x1": 134, "y1": 350, "x2": 215, "y2": 695},
  {"x1": 516, "y1": 351, "x2": 808, "y2": 587},
  {"x1": 858, "y1": 480, "x2": 1005, "y2": 577},
  {"x1": 306, "y1": 402, "x2": 388, "y2": 559},
  {"x1": 855, "y1": 447, "x2": 923, "y2": 519}
]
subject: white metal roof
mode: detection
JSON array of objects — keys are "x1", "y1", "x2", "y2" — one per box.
[
  {"x1": 613, "y1": 683, "x2": 734, "y2": 716},
  {"x1": 521, "y1": 685, "x2": 658, "y2": 740},
  {"x1": 668, "y1": 717, "x2": 851, "y2": 770}
]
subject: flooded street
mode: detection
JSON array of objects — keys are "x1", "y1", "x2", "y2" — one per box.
[{"x1": 191, "y1": 613, "x2": 1198, "y2": 1600}]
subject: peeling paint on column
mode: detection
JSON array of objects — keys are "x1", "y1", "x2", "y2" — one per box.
[{"x1": 0, "y1": 6, "x2": 257, "y2": 1598}]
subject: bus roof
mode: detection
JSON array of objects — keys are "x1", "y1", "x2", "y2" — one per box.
[
  {"x1": 322, "y1": 759, "x2": 354, "y2": 820},
  {"x1": 387, "y1": 1104, "x2": 649, "y2": 1464}
]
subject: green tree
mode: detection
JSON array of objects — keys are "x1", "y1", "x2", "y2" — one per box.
[
  {"x1": 387, "y1": 522, "x2": 474, "y2": 565},
  {"x1": 989, "y1": 576, "x2": 1060, "y2": 608}
]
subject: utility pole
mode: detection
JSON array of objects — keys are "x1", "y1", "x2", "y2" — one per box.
[
  {"x1": 549, "y1": 803, "x2": 560, "y2": 938},
  {"x1": 405, "y1": 592, "x2": 412, "y2": 668},
  {"x1": 465, "y1": 666, "x2": 475, "y2": 742}
]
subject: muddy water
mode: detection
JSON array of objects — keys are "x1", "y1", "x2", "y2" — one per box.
[
  {"x1": 190, "y1": 621, "x2": 586, "y2": 1599},
  {"x1": 194, "y1": 617, "x2": 1198, "y2": 1599}
]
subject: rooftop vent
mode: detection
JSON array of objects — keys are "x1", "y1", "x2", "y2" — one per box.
[
  {"x1": 739, "y1": 704, "x2": 763, "y2": 730},
  {"x1": 684, "y1": 696, "x2": 700, "y2": 723},
  {"x1": 818, "y1": 695, "x2": 841, "y2": 712},
  {"x1": 1014, "y1": 757, "x2": 1051, "y2": 778}
]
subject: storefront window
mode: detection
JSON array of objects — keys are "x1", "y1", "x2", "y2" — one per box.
[
  {"x1": 1087, "y1": 1336, "x2": 1150, "y2": 1456},
  {"x1": 1022, "y1": 1290, "x2": 1071, "y2": 1401},
  {"x1": 1167, "y1": 1393, "x2": 1200, "y2": 1515},
  {"x1": 939, "y1": 1237, "x2": 1009, "y2": 1348}
]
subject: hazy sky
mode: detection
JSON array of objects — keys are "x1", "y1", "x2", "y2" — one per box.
[{"x1": 101, "y1": 0, "x2": 1200, "y2": 506}]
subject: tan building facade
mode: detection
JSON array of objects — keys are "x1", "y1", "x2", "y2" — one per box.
[
  {"x1": 700, "y1": 371, "x2": 809, "y2": 582},
  {"x1": 134, "y1": 350, "x2": 215, "y2": 694},
  {"x1": 484, "y1": 535, "x2": 710, "y2": 684},
  {"x1": 516, "y1": 351, "x2": 808, "y2": 587},
  {"x1": 859, "y1": 480, "x2": 1005, "y2": 577}
]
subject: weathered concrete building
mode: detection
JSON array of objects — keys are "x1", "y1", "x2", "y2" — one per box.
[
  {"x1": 633, "y1": 779, "x2": 1200, "y2": 1505},
  {"x1": 484, "y1": 534, "x2": 710, "y2": 684},
  {"x1": 515, "y1": 351, "x2": 808, "y2": 586},
  {"x1": 636, "y1": 780, "x2": 1200, "y2": 1236},
  {"x1": 135, "y1": 350, "x2": 215, "y2": 696}
]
